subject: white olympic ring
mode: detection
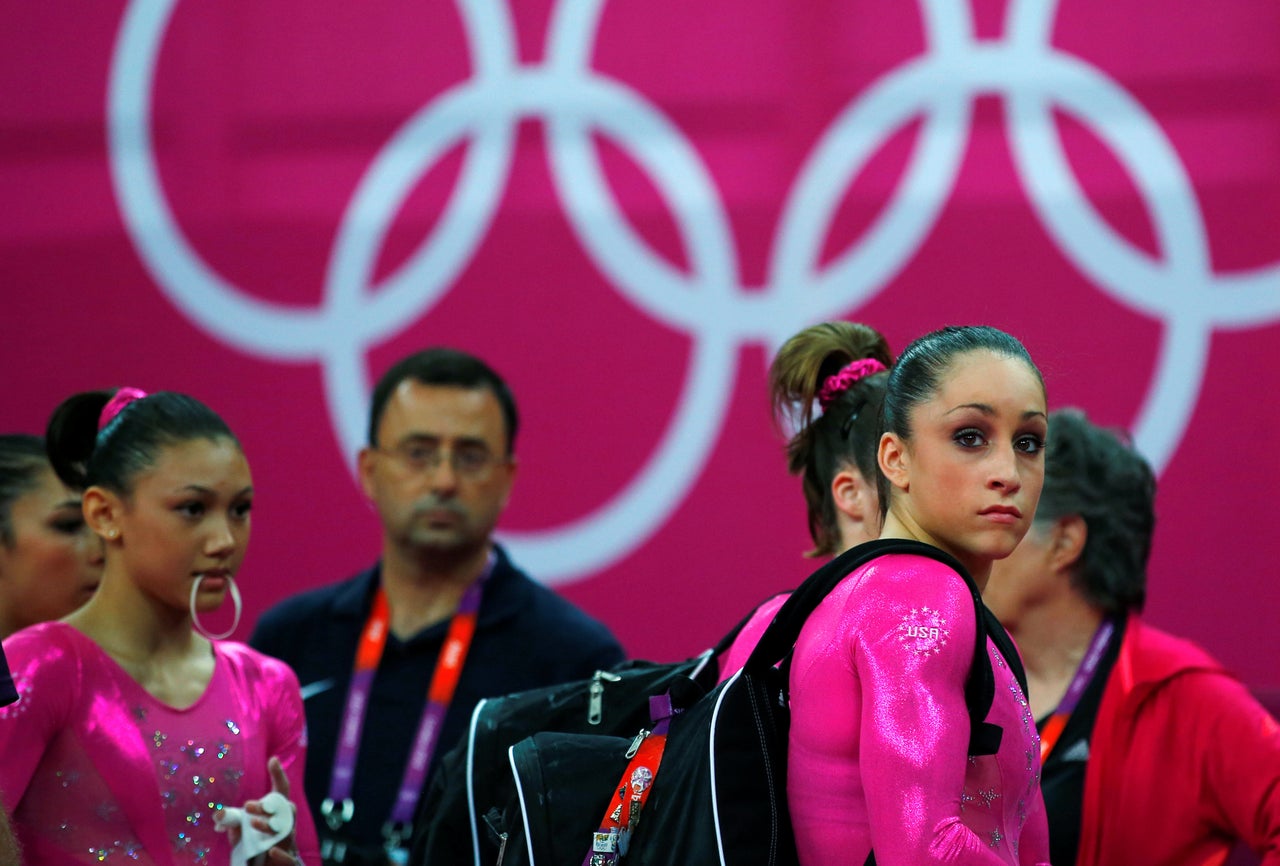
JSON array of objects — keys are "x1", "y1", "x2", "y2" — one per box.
[{"x1": 108, "y1": 0, "x2": 1280, "y2": 585}]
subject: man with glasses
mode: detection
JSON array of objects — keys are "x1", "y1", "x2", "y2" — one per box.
[{"x1": 251, "y1": 347, "x2": 625, "y2": 866}]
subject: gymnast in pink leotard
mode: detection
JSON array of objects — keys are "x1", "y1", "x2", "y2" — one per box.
[
  {"x1": 725, "y1": 324, "x2": 1051, "y2": 865},
  {"x1": 0, "y1": 388, "x2": 318, "y2": 866}
]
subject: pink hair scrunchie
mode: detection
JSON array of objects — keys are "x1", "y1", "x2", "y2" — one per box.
[
  {"x1": 817, "y1": 358, "x2": 887, "y2": 410},
  {"x1": 98, "y1": 387, "x2": 149, "y2": 432}
]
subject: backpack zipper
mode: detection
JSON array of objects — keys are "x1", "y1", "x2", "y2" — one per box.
[{"x1": 588, "y1": 670, "x2": 622, "y2": 725}]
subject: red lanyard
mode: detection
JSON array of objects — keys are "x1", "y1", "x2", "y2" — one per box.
[
  {"x1": 322, "y1": 555, "x2": 493, "y2": 846},
  {"x1": 582, "y1": 693, "x2": 678, "y2": 865},
  {"x1": 584, "y1": 729, "x2": 668, "y2": 866}
]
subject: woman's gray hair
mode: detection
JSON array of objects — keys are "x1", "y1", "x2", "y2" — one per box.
[{"x1": 1036, "y1": 408, "x2": 1154, "y2": 614}]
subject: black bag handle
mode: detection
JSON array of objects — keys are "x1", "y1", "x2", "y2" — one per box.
[{"x1": 740, "y1": 538, "x2": 1026, "y2": 756}]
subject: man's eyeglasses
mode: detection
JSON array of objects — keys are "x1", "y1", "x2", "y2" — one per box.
[{"x1": 374, "y1": 439, "x2": 505, "y2": 481}]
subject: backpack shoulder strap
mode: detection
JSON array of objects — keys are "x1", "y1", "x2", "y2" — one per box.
[
  {"x1": 970, "y1": 605, "x2": 1028, "y2": 749},
  {"x1": 741, "y1": 538, "x2": 1017, "y2": 757},
  {"x1": 709, "y1": 591, "x2": 789, "y2": 659},
  {"x1": 982, "y1": 607, "x2": 1028, "y2": 697}
]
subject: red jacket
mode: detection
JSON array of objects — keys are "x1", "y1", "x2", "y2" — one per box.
[{"x1": 1078, "y1": 617, "x2": 1280, "y2": 866}]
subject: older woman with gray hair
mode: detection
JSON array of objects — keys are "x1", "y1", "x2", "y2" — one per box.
[{"x1": 985, "y1": 408, "x2": 1280, "y2": 866}]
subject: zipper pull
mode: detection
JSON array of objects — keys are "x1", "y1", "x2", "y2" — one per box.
[
  {"x1": 587, "y1": 670, "x2": 622, "y2": 725},
  {"x1": 625, "y1": 728, "x2": 650, "y2": 759}
]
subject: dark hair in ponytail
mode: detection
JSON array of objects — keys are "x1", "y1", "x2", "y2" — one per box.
[
  {"x1": 46, "y1": 389, "x2": 239, "y2": 495},
  {"x1": 768, "y1": 321, "x2": 893, "y2": 557}
]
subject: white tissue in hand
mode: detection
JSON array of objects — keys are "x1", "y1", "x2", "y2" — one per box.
[{"x1": 215, "y1": 790, "x2": 294, "y2": 865}]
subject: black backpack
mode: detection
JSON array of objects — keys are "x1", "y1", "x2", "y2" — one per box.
[
  {"x1": 409, "y1": 603, "x2": 769, "y2": 866},
  {"x1": 422, "y1": 539, "x2": 1025, "y2": 866},
  {"x1": 615, "y1": 538, "x2": 1026, "y2": 866}
]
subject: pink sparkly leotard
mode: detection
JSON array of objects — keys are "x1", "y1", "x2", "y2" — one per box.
[
  {"x1": 723, "y1": 554, "x2": 1049, "y2": 865},
  {"x1": 0, "y1": 621, "x2": 319, "y2": 866}
]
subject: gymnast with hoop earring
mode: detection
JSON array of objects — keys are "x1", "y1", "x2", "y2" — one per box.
[{"x1": 0, "y1": 387, "x2": 319, "y2": 865}]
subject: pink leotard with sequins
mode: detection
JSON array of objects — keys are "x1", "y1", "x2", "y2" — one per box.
[
  {"x1": 724, "y1": 554, "x2": 1050, "y2": 865},
  {"x1": 0, "y1": 621, "x2": 319, "y2": 866}
]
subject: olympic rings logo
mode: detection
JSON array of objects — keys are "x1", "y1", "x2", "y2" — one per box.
[{"x1": 107, "y1": 0, "x2": 1280, "y2": 585}]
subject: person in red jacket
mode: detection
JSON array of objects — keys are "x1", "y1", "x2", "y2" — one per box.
[{"x1": 985, "y1": 408, "x2": 1280, "y2": 865}]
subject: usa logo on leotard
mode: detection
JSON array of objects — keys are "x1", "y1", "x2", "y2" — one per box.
[{"x1": 898, "y1": 607, "x2": 951, "y2": 657}]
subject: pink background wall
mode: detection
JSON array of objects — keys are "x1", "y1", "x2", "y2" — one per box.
[{"x1": 4, "y1": 0, "x2": 1278, "y2": 688}]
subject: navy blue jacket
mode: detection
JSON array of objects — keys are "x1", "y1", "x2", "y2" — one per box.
[{"x1": 249, "y1": 545, "x2": 625, "y2": 848}]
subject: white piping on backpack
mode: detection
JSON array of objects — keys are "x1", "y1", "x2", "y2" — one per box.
[
  {"x1": 468, "y1": 698, "x2": 489, "y2": 866},
  {"x1": 509, "y1": 744, "x2": 538, "y2": 866},
  {"x1": 708, "y1": 669, "x2": 741, "y2": 866}
]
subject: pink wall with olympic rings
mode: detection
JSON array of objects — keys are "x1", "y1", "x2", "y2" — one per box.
[{"x1": 3, "y1": 0, "x2": 1278, "y2": 688}]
